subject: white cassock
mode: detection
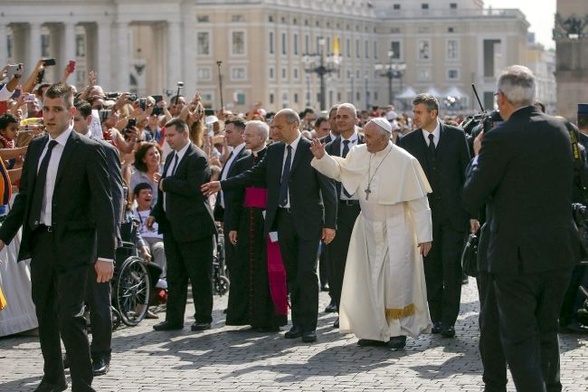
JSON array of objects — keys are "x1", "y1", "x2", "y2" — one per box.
[{"x1": 311, "y1": 141, "x2": 433, "y2": 341}]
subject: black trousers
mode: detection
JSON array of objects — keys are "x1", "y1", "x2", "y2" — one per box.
[
  {"x1": 86, "y1": 267, "x2": 112, "y2": 360},
  {"x1": 328, "y1": 201, "x2": 360, "y2": 309},
  {"x1": 277, "y1": 209, "x2": 321, "y2": 332},
  {"x1": 423, "y1": 221, "x2": 465, "y2": 327},
  {"x1": 163, "y1": 232, "x2": 213, "y2": 325},
  {"x1": 493, "y1": 268, "x2": 572, "y2": 392},
  {"x1": 30, "y1": 229, "x2": 95, "y2": 392},
  {"x1": 477, "y1": 271, "x2": 507, "y2": 392}
]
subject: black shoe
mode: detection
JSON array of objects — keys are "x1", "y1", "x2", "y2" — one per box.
[
  {"x1": 333, "y1": 317, "x2": 339, "y2": 328},
  {"x1": 431, "y1": 322, "x2": 442, "y2": 334},
  {"x1": 92, "y1": 356, "x2": 110, "y2": 376},
  {"x1": 441, "y1": 326, "x2": 456, "y2": 338},
  {"x1": 191, "y1": 322, "x2": 211, "y2": 331},
  {"x1": 388, "y1": 335, "x2": 407, "y2": 350},
  {"x1": 321, "y1": 283, "x2": 330, "y2": 292},
  {"x1": 357, "y1": 339, "x2": 388, "y2": 347},
  {"x1": 34, "y1": 379, "x2": 67, "y2": 392},
  {"x1": 302, "y1": 330, "x2": 317, "y2": 343},
  {"x1": 284, "y1": 326, "x2": 303, "y2": 339},
  {"x1": 324, "y1": 301, "x2": 337, "y2": 313},
  {"x1": 153, "y1": 321, "x2": 183, "y2": 331},
  {"x1": 62, "y1": 353, "x2": 70, "y2": 369}
]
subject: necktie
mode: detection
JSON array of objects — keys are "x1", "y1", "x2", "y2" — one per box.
[
  {"x1": 29, "y1": 140, "x2": 58, "y2": 229},
  {"x1": 170, "y1": 152, "x2": 179, "y2": 176},
  {"x1": 428, "y1": 133, "x2": 436, "y2": 154},
  {"x1": 279, "y1": 145, "x2": 292, "y2": 207},
  {"x1": 341, "y1": 140, "x2": 353, "y2": 198}
]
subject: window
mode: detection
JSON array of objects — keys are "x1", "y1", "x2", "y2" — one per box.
[
  {"x1": 356, "y1": 39, "x2": 360, "y2": 58},
  {"x1": 450, "y1": 3, "x2": 457, "y2": 9},
  {"x1": 448, "y1": 27, "x2": 455, "y2": 33},
  {"x1": 293, "y1": 68, "x2": 299, "y2": 80},
  {"x1": 197, "y1": 67, "x2": 211, "y2": 80},
  {"x1": 418, "y1": 40, "x2": 430, "y2": 60},
  {"x1": 7, "y1": 35, "x2": 12, "y2": 59},
  {"x1": 417, "y1": 68, "x2": 431, "y2": 81},
  {"x1": 197, "y1": 32, "x2": 210, "y2": 55},
  {"x1": 294, "y1": 93, "x2": 299, "y2": 104},
  {"x1": 231, "y1": 31, "x2": 245, "y2": 55},
  {"x1": 231, "y1": 67, "x2": 246, "y2": 81},
  {"x1": 346, "y1": 38, "x2": 351, "y2": 58},
  {"x1": 447, "y1": 39, "x2": 459, "y2": 60},
  {"x1": 201, "y1": 93, "x2": 213, "y2": 103},
  {"x1": 393, "y1": 4, "x2": 400, "y2": 10},
  {"x1": 268, "y1": 15, "x2": 274, "y2": 22},
  {"x1": 282, "y1": 92, "x2": 288, "y2": 102},
  {"x1": 75, "y1": 35, "x2": 85, "y2": 57},
  {"x1": 281, "y1": 32, "x2": 287, "y2": 55},
  {"x1": 421, "y1": 3, "x2": 429, "y2": 9},
  {"x1": 269, "y1": 67, "x2": 275, "y2": 80},
  {"x1": 390, "y1": 41, "x2": 401, "y2": 59},
  {"x1": 232, "y1": 15, "x2": 244, "y2": 22},
  {"x1": 304, "y1": 34, "x2": 309, "y2": 54},
  {"x1": 41, "y1": 34, "x2": 50, "y2": 57},
  {"x1": 281, "y1": 68, "x2": 287, "y2": 79},
  {"x1": 269, "y1": 32, "x2": 274, "y2": 54},
  {"x1": 374, "y1": 41, "x2": 378, "y2": 59},
  {"x1": 293, "y1": 34, "x2": 298, "y2": 55},
  {"x1": 448, "y1": 69, "x2": 459, "y2": 80},
  {"x1": 269, "y1": 93, "x2": 274, "y2": 104},
  {"x1": 365, "y1": 40, "x2": 369, "y2": 58},
  {"x1": 197, "y1": 15, "x2": 209, "y2": 23}
]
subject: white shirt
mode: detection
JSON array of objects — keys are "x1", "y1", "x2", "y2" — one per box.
[
  {"x1": 39, "y1": 127, "x2": 72, "y2": 226},
  {"x1": 166, "y1": 141, "x2": 190, "y2": 177},
  {"x1": 339, "y1": 133, "x2": 359, "y2": 200},
  {"x1": 421, "y1": 119, "x2": 441, "y2": 147},
  {"x1": 219, "y1": 142, "x2": 246, "y2": 208}
]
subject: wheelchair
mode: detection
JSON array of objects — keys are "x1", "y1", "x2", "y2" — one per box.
[
  {"x1": 111, "y1": 219, "x2": 152, "y2": 327},
  {"x1": 213, "y1": 225, "x2": 230, "y2": 296}
]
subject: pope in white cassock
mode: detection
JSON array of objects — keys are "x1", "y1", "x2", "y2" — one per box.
[{"x1": 310, "y1": 117, "x2": 433, "y2": 349}]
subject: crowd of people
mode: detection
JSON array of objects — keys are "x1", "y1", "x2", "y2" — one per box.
[{"x1": 0, "y1": 60, "x2": 586, "y2": 392}]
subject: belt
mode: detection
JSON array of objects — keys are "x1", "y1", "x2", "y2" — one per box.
[
  {"x1": 36, "y1": 224, "x2": 53, "y2": 233},
  {"x1": 339, "y1": 200, "x2": 359, "y2": 207}
]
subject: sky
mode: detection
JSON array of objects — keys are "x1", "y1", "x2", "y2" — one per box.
[{"x1": 484, "y1": 0, "x2": 556, "y2": 49}]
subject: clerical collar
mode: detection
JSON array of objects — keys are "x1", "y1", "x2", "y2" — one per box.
[{"x1": 372, "y1": 141, "x2": 393, "y2": 157}]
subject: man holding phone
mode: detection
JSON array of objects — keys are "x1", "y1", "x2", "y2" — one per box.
[{"x1": 1, "y1": 63, "x2": 24, "y2": 103}]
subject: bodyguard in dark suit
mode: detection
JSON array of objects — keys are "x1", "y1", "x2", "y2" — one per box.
[
  {"x1": 203, "y1": 108, "x2": 337, "y2": 343},
  {"x1": 397, "y1": 93, "x2": 472, "y2": 338},
  {"x1": 324, "y1": 103, "x2": 364, "y2": 328},
  {"x1": 463, "y1": 65, "x2": 581, "y2": 392},
  {"x1": 73, "y1": 101, "x2": 124, "y2": 376},
  {"x1": 149, "y1": 118, "x2": 216, "y2": 332},
  {"x1": 0, "y1": 83, "x2": 116, "y2": 392}
]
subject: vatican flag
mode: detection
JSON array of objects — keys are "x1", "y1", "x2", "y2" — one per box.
[{"x1": 333, "y1": 37, "x2": 340, "y2": 61}]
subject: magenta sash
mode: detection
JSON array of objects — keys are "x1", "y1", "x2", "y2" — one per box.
[{"x1": 243, "y1": 187, "x2": 288, "y2": 316}]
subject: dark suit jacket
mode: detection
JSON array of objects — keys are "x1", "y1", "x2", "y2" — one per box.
[
  {"x1": 398, "y1": 122, "x2": 470, "y2": 231},
  {"x1": 99, "y1": 140, "x2": 124, "y2": 246},
  {"x1": 0, "y1": 131, "x2": 115, "y2": 264},
  {"x1": 221, "y1": 137, "x2": 337, "y2": 240},
  {"x1": 213, "y1": 146, "x2": 250, "y2": 224},
  {"x1": 463, "y1": 106, "x2": 581, "y2": 274},
  {"x1": 325, "y1": 133, "x2": 365, "y2": 197},
  {"x1": 151, "y1": 143, "x2": 216, "y2": 242}
]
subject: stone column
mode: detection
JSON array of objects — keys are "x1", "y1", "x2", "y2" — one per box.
[
  {"x1": 97, "y1": 21, "x2": 113, "y2": 90},
  {"x1": 182, "y1": 11, "x2": 196, "y2": 92},
  {"x1": 116, "y1": 21, "x2": 130, "y2": 91},
  {"x1": 0, "y1": 24, "x2": 7, "y2": 67},
  {"x1": 28, "y1": 22, "x2": 42, "y2": 70},
  {"x1": 61, "y1": 22, "x2": 76, "y2": 74},
  {"x1": 167, "y1": 21, "x2": 182, "y2": 90}
]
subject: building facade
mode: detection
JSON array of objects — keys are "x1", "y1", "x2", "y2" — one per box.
[{"x1": 1, "y1": 0, "x2": 551, "y2": 114}]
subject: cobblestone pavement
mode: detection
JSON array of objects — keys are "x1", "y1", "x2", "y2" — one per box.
[{"x1": 1, "y1": 280, "x2": 587, "y2": 391}]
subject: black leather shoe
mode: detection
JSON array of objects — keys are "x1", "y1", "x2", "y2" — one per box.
[
  {"x1": 302, "y1": 330, "x2": 317, "y2": 343},
  {"x1": 333, "y1": 317, "x2": 339, "y2": 328},
  {"x1": 62, "y1": 353, "x2": 70, "y2": 369},
  {"x1": 34, "y1": 379, "x2": 67, "y2": 392},
  {"x1": 324, "y1": 301, "x2": 337, "y2": 313},
  {"x1": 357, "y1": 339, "x2": 387, "y2": 347},
  {"x1": 153, "y1": 321, "x2": 183, "y2": 331},
  {"x1": 431, "y1": 322, "x2": 442, "y2": 334},
  {"x1": 388, "y1": 335, "x2": 407, "y2": 350},
  {"x1": 284, "y1": 326, "x2": 303, "y2": 339},
  {"x1": 321, "y1": 283, "x2": 330, "y2": 292},
  {"x1": 441, "y1": 326, "x2": 456, "y2": 338},
  {"x1": 92, "y1": 356, "x2": 110, "y2": 376},
  {"x1": 191, "y1": 322, "x2": 211, "y2": 331}
]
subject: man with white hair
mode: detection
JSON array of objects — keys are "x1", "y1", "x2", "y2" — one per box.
[{"x1": 310, "y1": 117, "x2": 433, "y2": 349}]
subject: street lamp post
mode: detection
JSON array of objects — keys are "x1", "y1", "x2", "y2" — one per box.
[
  {"x1": 303, "y1": 37, "x2": 340, "y2": 111},
  {"x1": 375, "y1": 50, "x2": 407, "y2": 105}
]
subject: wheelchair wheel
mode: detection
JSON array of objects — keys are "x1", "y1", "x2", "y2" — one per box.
[
  {"x1": 215, "y1": 275, "x2": 230, "y2": 296},
  {"x1": 111, "y1": 306, "x2": 122, "y2": 331},
  {"x1": 114, "y1": 256, "x2": 151, "y2": 327}
]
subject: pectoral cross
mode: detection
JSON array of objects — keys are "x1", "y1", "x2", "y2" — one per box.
[{"x1": 364, "y1": 186, "x2": 372, "y2": 200}]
